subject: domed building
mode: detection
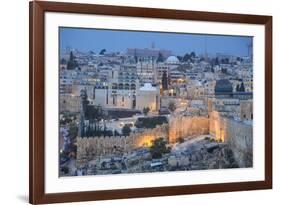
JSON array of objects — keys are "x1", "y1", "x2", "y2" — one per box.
[
  {"x1": 165, "y1": 56, "x2": 180, "y2": 65},
  {"x1": 215, "y1": 79, "x2": 233, "y2": 96}
]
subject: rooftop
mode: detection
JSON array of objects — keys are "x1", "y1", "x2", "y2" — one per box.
[{"x1": 139, "y1": 83, "x2": 157, "y2": 91}]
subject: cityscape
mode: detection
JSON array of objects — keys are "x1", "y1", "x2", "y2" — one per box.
[{"x1": 59, "y1": 27, "x2": 253, "y2": 177}]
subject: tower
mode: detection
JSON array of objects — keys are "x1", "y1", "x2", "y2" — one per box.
[
  {"x1": 204, "y1": 36, "x2": 208, "y2": 60},
  {"x1": 78, "y1": 89, "x2": 88, "y2": 138},
  {"x1": 247, "y1": 41, "x2": 253, "y2": 60},
  {"x1": 151, "y1": 41, "x2": 155, "y2": 49}
]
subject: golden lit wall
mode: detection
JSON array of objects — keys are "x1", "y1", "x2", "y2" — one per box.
[{"x1": 168, "y1": 115, "x2": 210, "y2": 143}]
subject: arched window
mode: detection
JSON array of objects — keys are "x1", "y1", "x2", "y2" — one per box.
[
  {"x1": 131, "y1": 84, "x2": 136, "y2": 90},
  {"x1": 118, "y1": 83, "x2": 123, "y2": 90},
  {"x1": 125, "y1": 83, "x2": 130, "y2": 90}
]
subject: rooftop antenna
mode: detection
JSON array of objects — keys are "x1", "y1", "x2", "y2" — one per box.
[
  {"x1": 247, "y1": 41, "x2": 253, "y2": 59},
  {"x1": 151, "y1": 41, "x2": 155, "y2": 49}
]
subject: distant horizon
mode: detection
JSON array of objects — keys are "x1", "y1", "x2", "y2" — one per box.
[{"x1": 60, "y1": 27, "x2": 253, "y2": 57}]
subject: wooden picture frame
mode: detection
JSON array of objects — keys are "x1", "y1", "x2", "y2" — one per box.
[{"x1": 29, "y1": 1, "x2": 272, "y2": 204}]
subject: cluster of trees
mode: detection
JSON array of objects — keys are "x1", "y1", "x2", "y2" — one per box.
[
  {"x1": 66, "y1": 51, "x2": 79, "y2": 70},
  {"x1": 236, "y1": 82, "x2": 245, "y2": 92},
  {"x1": 68, "y1": 122, "x2": 78, "y2": 140},
  {"x1": 85, "y1": 124, "x2": 132, "y2": 137},
  {"x1": 135, "y1": 116, "x2": 168, "y2": 129},
  {"x1": 155, "y1": 51, "x2": 198, "y2": 63},
  {"x1": 60, "y1": 113, "x2": 77, "y2": 125},
  {"x1": 99, "y1": 49, "x2": 106, "y2": 55},
  {"x1": 220, "y1": 58, "x2": 230, "y2": 64},
  {"x1": 156, "y1": 52, "x2": 165, "y2": 63},
  {"x1": 84, "y1": 124, "x2": 132, "y2": 137},
  {"x1": 149, "y1": 138, "x2": 171, "y2": 159},
  {"x1": 66, "y1": 49, "x2": 108, "y2": 70},
  {"x1": 210, "y1": 57, "x2": 244, "y2": 68},
  {"x1": 221, "y1": 68, "x2": 227, "y2": 74},
  {"x1": 60, "y1": 58, "x2": 67, "y2": 65},
  {"x1": 122, "y1": 124, "x2": 132, "y2": 136},
  {"x1": 176, "y1": 137, "x2": 185, "y2": 144},
  {"x1": 143, "y1": 107, "x2": 150, "y2": 116},
  {"x1": 168, "y1": 101, "x2": 176, "y2": 112},
  {"x1": 80, "y1": 92, "x2": 112, "y2": 137},
  {"x1": 182, "y1": 51, "x2": 196, "y2": 62},
  {"x1": 84, "y1": 127, "x2": 114, "y2": 137}
]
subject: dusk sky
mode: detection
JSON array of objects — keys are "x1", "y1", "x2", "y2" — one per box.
[{"x1": 60, "y1": 27, "x2": 252, "y2": 56}]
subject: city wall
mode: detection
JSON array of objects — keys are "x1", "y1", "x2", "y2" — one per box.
[
  {"x1": 168, "y1": 115, "x2": 210, "y2": 143},
  {"x1": 209, "y1": 111, "x2": 253, "y2": 167},
  {"x1": 76, "y1": 124, "x2": 168, "y2": 167},
  {"x1": 77, "y1": 112, "x2": 253, "y2": 168}
]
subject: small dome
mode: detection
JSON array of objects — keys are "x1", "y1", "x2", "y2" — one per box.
[
  {"x1": 215, "y1": 79, "x2": 233, "y2": 95},
  {"x1": 166, "y1": 56, "x2": 179, "y2": 64}
]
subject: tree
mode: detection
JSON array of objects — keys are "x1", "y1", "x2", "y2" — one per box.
[
  {"x1": 143, "y1": 107, "x2": 150, "y2": 116},
  {"x1": 183, "y1": 53, "x2": 190, "y2": 62},
  {"x1": 122, "y1": 124, "x2": 131, "y2": 136},
  {"x1": 215, "y1": 57, "x2": 219, "y2": 65},
  {"x1": 67, "y1": 51, "x2": 78, "y2": 70},
  {"x1": 68, "y1": 122, "x2": 78, "y2": 140},
  {"x1": 221, "y1": 68, "x2": 227, "y2": 74},
  {"x1": 199, "y1": 57, "x2": 205, "y2": 62},
  {"x1": 177, "y1": 55, "x2": 183, "y2": 62},
  {"x1": 190, "y1": 51, "x2": 196, "y2": 59},
  {"x1": 156, "y1": 52, "x2": 165, "y2": 63},
  {"x1": 177, "y1": 137, "x2": 185, "y2": 144},
  {"x1": 84, "y1": 104, "x2": 105, "y2": 136},
  {"x1": 168, "y1": 101, "x2": 176, "y2": 112},
  {"x1": 99, "y1": 49, "x2": 106, "y2": 55},
  {"x1": 135, "y1": 116, "x2": 168, "y2": 129},
  {"x1": 239, "y1": 82, "x2": 245, "y2": 92},
  {"x1": 221, "y1": 58, "x2": 229, "y2": 64},
  {"x1": 114, "y1": 130, "x2": 120, "y2": 136},
  {"x1": 60, "y1": 166, "x2": 69, "y2": 174},
  {"x1": 149, "y1": 138, "x2": 171, "y2": 159},
  {"x1": 134, "y1": 55, "x2": 138, "y2": 63},
  {"x1": 161, "y1": 71, "x2": 168, "y2": 90},
  {"x1": 60, "y1": 58, "x2": 67, "y2": 64}
]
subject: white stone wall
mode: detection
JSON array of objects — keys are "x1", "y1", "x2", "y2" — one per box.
[
  {"x1": 136, "y1": 91, "x2": 158, "y2": 111},
  {"x1": 94, "y1": 88, "x2": 108, "y2": 107}
]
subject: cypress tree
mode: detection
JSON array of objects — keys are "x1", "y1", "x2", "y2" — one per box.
[
  {"x1": 156, "y1": 52, "x2": 165, "y2": 63},
  {"x1": 161, "y1": 71, "x2": 168, "y2": 90},
  {"x1": 67, "y1": 51, "x2": 78, "y2": 70},
  {"x1": 240, "y1": 82, "x2": 245, "y2": 92}
]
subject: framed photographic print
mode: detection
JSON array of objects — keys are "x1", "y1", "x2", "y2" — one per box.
[{"x1": 29, "y1": 1, "x2": 272, "y2": 204}]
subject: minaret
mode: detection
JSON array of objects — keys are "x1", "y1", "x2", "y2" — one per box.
[
  {"x1": 204, "y1": 36, "x2": 208, "y2": 60},
  {"x1": 247, "y1": 41, "x2": 253, "y2": 60},
  {"x1": 151, "y1": 41, "x2": 155, "y2": 49},
  {"x1": 152, "y1": 56, "x2": 157, "y2": 84}
]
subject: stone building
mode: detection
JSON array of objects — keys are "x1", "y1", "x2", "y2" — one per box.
[
  {"x1": 136, "y1": 83, "x2": 160, "y2": 112},
  {"x1": 207, "y1": 79, "x2": 253, "y2": 120}
]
